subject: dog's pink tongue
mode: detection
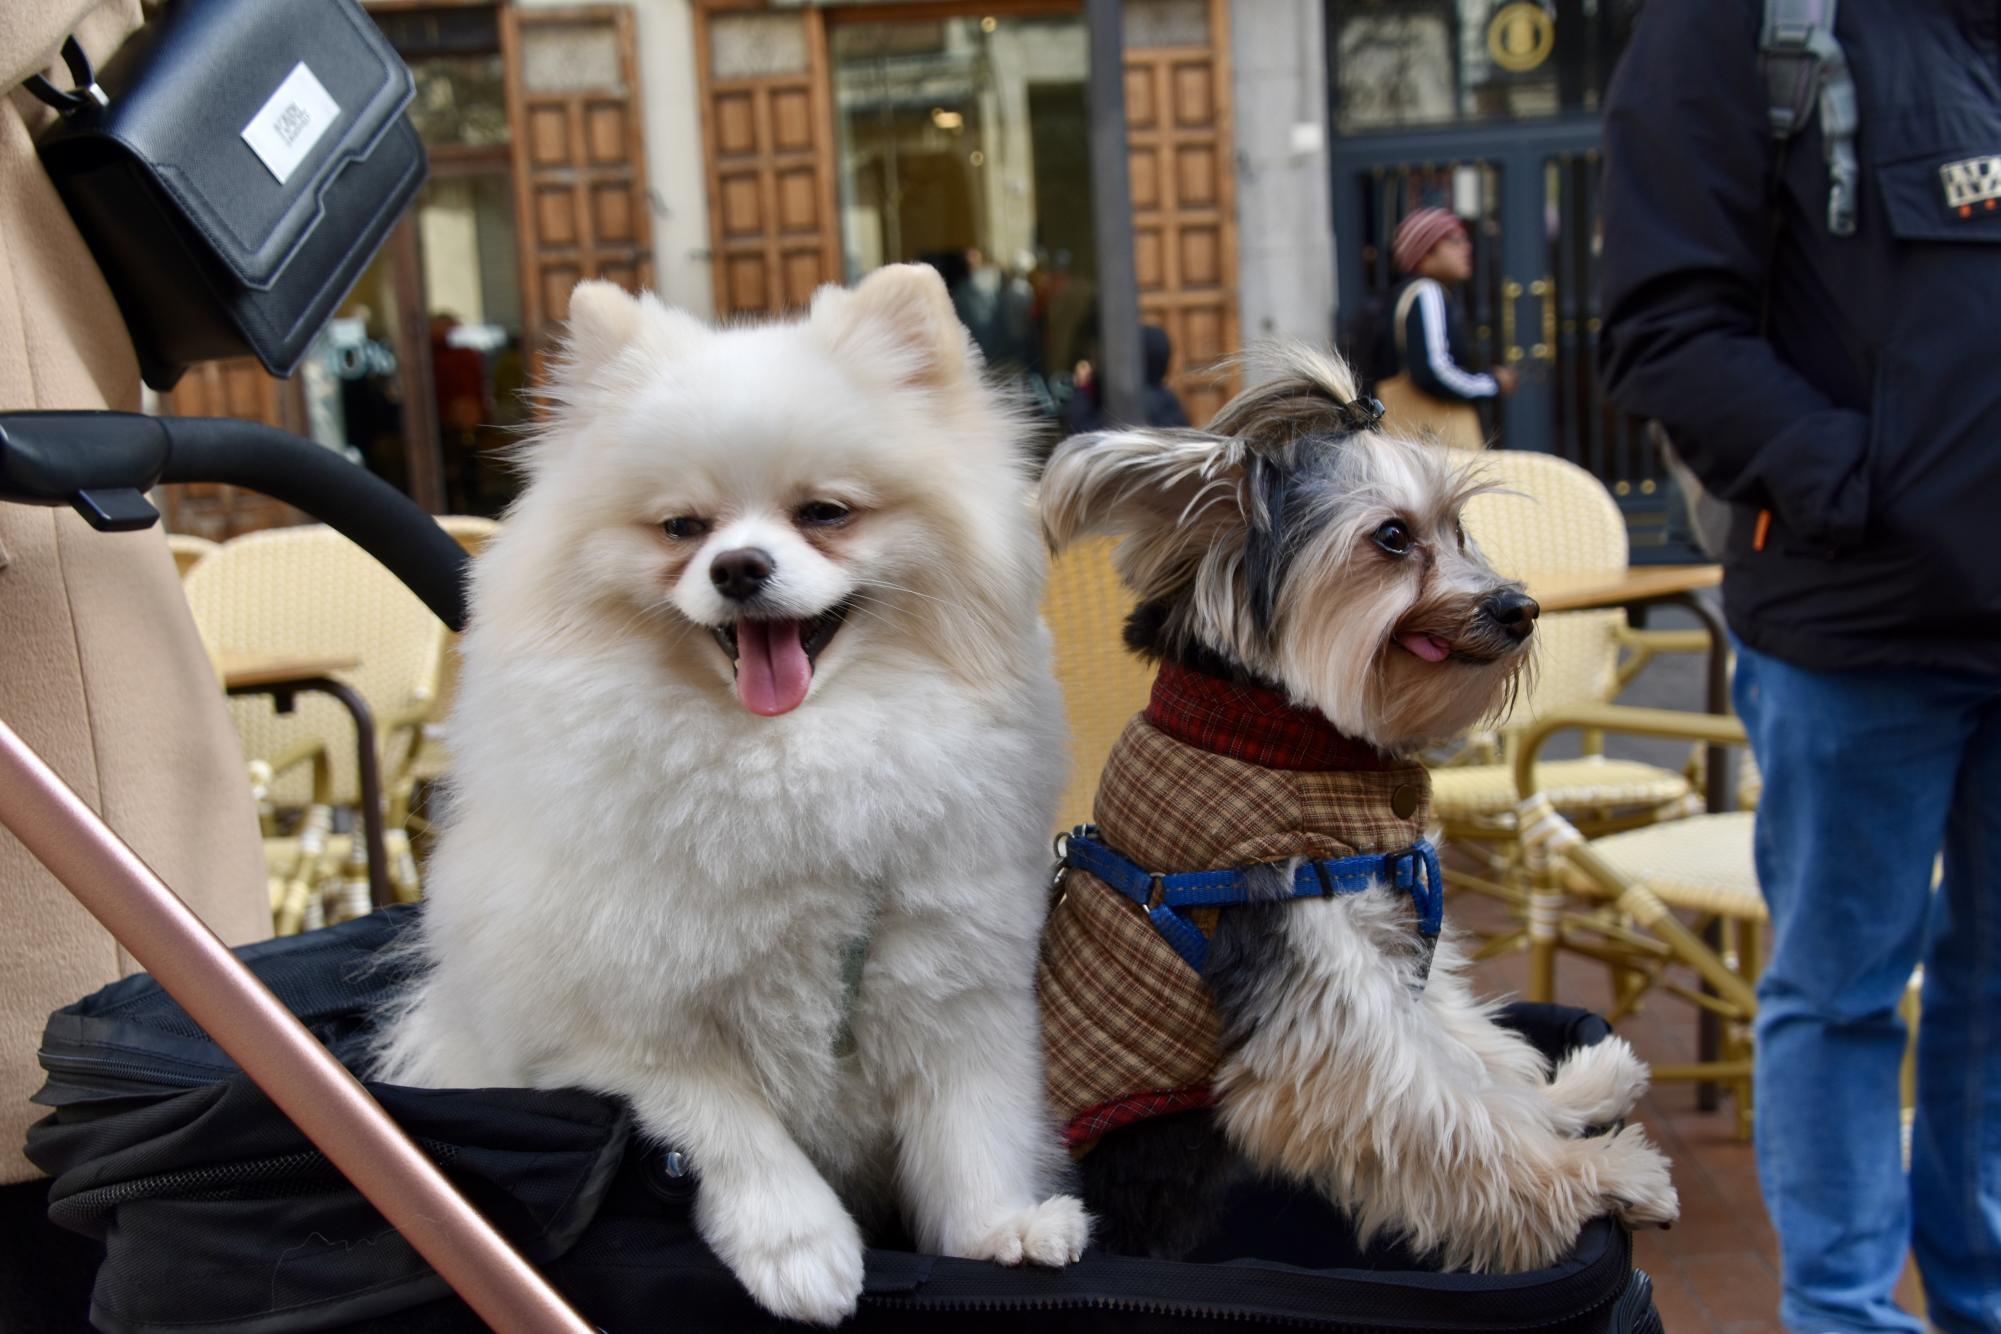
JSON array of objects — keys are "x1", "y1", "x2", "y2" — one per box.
[
  {"x1": 1397, "y1": 632, "x2": 1452, "y2": 663},
  {"x1": 735, "y1": 619, "x2": 812, "y2": 716}
]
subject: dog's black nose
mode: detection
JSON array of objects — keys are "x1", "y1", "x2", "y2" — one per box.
[
  {"x1": 710, "y1": 548, "x2": 775, "y2": 602},
  {"x1": 1482, "y1": 589, "x2": 1540, "y2": 641}
]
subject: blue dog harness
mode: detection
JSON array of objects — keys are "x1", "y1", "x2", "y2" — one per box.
[{"x1": 1058, "y1": 827, "x2": 1445, "y2": 978}]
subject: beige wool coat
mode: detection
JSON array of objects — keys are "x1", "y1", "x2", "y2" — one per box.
[{"x1": 0, "y1": 3, "x2": 268, "y2": 1184}]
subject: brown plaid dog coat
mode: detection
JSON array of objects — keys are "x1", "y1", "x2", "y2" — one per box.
[{"x1": 1037, "y1": 661, "x2": 1433, "y2": 1150}]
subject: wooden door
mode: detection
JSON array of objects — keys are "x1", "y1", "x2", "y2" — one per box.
[
  {"x1": 693, "y1": 5, "x2": 840, "y2": 318},
  {"x1": 1124, "y1": 0, "x2": 1240, "y2": 424},
  {"x1": 501, "y1": 5, "x2": 655, "y2": 362}
]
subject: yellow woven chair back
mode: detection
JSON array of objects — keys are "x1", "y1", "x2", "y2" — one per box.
[
  {"x1": 1461, "y1": 450, "x2": 1628, "y2": 725},
  {"x1": 184, "y1": 525, "x2": 447, "y2": 809},
  {"x1": 1043, "y1": 535, "x2": 1155, "y2": 832}
]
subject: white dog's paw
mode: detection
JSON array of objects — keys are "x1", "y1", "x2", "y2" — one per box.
[
  {"x1": 1549, "y1": 1036, "x2": 1651, "y2": 1128},
  {"x1": 955, "y1": 1195, "x2": 1091, "y2": 1268},
  {"x1": 710, "y1": 1186, "x2": 866, "y2": 1326},
  {"x1": 1597, "y1": 1123, "x2": 1680, "y2": 1230},
  {"x1": 729, "y1": 1222, "x2": 865, "y2": 1326}
]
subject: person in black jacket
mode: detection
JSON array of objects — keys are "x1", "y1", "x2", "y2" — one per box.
[{"x1": 1599, "y1": 4, "x2": 2001, "y2": 1331}]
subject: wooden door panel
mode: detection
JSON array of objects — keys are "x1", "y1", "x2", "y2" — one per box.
[
  {"x1": 694, "y1": 5, "x2": 838, "y2": 319},
  {"x1": 1125, "y1": 0, "x2": 1240, "y2": 423},
  {"x1": 502, "y1": 5, "x2": 654, "y2": 372}
]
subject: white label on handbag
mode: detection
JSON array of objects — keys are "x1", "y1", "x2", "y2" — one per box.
[{"x1": 241, "y1": 63, "x2": 342, "y2": 186}]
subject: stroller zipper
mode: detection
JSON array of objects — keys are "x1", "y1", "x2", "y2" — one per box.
[
  {"x1": 858, "y1": 1285, "x2": 1628, "y2": 1331},
  {"x1": 858, "y1": 1232, "x2": 1636, "y2": 1332},
  {"x1": 859, "y1": 1292, "x2": 1368, "y2": 1327},
  {"x1": 37, "y1": 1048, "x2": 243, "y2": 1093}
]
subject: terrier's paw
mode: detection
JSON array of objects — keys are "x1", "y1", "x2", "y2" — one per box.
[
  {"x1": 1549, "y1": 1036, "x2": 1651, "y2": 1129},
  {"x1": 1597, "y1": 1123, "x2": 1680, "y2": 1230},
  {"x1": 956, "y1": 1195, "x2": 1091, "y2": 1268},
  {"x1": 710, "y1": 1186, "x2": 865, "y2": 1326}
]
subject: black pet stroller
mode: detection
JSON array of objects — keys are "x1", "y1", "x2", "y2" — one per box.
[{"x1": 0, "y1": 412, "x2": 1666, "y2": 1333}]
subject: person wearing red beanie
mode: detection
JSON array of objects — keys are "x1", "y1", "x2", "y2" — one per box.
[{"x1": 1373, "y1": 208, "x2": 1515, "y2": 450}]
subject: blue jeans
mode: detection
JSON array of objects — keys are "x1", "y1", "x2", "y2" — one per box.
[{"x1": 1734, "y1": 640, "x2": 2001, "y2": 1333}]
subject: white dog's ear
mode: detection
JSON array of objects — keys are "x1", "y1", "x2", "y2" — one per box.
[
  {"x1": 550, "y1": 281, "x2": 704, "y2": 400},
  {"x1": 812, "y1": 263, "x2": 971, "y2": 389},
  {"x1": 1039, "y1": 427, "x2": 1251, "y2": 599},
  {"x1": 564, "y1": 280, "x2": 644, "y2": 366}
]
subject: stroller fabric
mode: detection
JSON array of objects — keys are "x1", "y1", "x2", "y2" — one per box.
[{"x1": 27, "y1": 906, "x2": 1662, "y2": 1333}]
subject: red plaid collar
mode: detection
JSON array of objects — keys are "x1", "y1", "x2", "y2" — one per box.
[{"x1": 1144, "y1": 659, "x2": 1397, "y2": 772}]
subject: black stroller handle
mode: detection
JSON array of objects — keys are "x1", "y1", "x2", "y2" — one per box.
[{"x1": 0, "y1": 412, "x2": 470, "y2": 632}]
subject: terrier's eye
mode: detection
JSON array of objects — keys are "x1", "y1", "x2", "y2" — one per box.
[
  {"x1": 796, "y1": 501, "x2": 852, "y2": 527},
  {"x1": 661, "y1": 516, "x2": 711, "y2": 540},
  {"x1": 1372, "y1": 520, "x2": 1414, "y2": 557}
]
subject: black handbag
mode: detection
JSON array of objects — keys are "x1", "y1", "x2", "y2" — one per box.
[{"x1": 23, "y1": 0, "x2": 426, "y2": 391}]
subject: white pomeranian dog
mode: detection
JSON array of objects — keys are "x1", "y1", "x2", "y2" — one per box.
[{"x1": 374, "y1": 265, "x2": 1089, "y2": 1325}]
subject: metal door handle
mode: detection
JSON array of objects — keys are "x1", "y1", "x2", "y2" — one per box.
[
  {"x1": 1530, "y1": 277, "x2": 1555, "y2": 363},
  {"x1": 1501, "y1": 279, "x2": 1524, "y2": 364}
]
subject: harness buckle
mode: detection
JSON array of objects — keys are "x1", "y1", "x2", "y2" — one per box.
[{"x1": 1051, "y1": 823, "x2": 1100, "y2": 895}]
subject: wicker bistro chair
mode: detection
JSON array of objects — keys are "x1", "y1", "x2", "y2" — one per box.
[
  {"x1": 1510, "y1": 705, "x2": 1764, "y2": 1138},
  {"x1": 1042, "y1": 534, "x2": 1156, "y2": 833},
  {"x1": 183, "y1": 525, "x2": 447, "y2": 929},
  {"x1": 1434, "y1": 451, "x2": 1707, "y2": 950},
  {"x1": 389, "y1": 516, "x2": 501, "y2": 846}
]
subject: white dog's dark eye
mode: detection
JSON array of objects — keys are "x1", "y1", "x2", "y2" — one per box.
[
  {"x1": 796, "y1": 501, "x2": 852, "y2": 527},
  {"x1": 662, "y1": 516, "x2": 711, "y2": 540},
  {"x1": 1372, "y1": 520, "x2": 1413, "y2": 556}
]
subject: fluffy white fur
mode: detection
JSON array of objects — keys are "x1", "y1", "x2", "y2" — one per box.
[
  {"x1": 376, "y1": 266, "x2": 1087, "y2": 1324},
  {"x1": 1042, "y1": 343, "x2": 1678, "y2": 1271}
]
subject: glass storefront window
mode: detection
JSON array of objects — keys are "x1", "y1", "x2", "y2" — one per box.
[
  {"x1": 306, "y1": 243, "x2": 414, "y2": 490},
  {"x1": 305, "y1": 5, "x2": 527, "y2": 515},
  {"x1": 1331, "y1": 0, "x2": 1638, "y2": 134},
  {"x1": 406, "y1": 54, "x2": 511, "y2": 150},
  {"x1": 830, "y1": 13, "x2": 1097, "y2": 424},
  {"x1": 418, "y1": 172, "x2": 528, "y2": 515}
]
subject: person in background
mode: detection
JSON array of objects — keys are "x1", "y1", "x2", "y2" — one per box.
[
  {"x1": 1598, "y1": 4, "x2": 2001, "y2": 1330},
  {"x1": 1060, "y1": 324, "x2": 1188, "y2": 436},
  {"x1": 429, "y1": 313, "x2": 492, "y2": 512},
  {"x1": 1372, "y1": 207, "x2": 1515, "y2": 450},
  {"x1": 1139, "y1": 324, "x2": 1189, "y2": 429},
  {"x1": 0, "y1": 6, "x2": 272, "y2": 1326}
]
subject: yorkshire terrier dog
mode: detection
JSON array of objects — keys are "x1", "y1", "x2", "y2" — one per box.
[{"x1": 1035, "y1": 344, "x2": 1678, "y2": 1273}]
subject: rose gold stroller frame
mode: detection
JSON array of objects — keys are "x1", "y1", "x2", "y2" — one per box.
[{"x1": 0, "y1": 715, "x2": 593, "y2": 1334}]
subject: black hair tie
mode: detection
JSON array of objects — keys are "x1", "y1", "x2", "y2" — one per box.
[{"x1": 1335, "y1": 396, "x2": 1386, "y2": 431}]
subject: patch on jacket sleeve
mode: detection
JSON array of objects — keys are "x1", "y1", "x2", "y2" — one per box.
[{"x1": 1941, "y1": 154, "x2": 2001, "y2": 217}]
